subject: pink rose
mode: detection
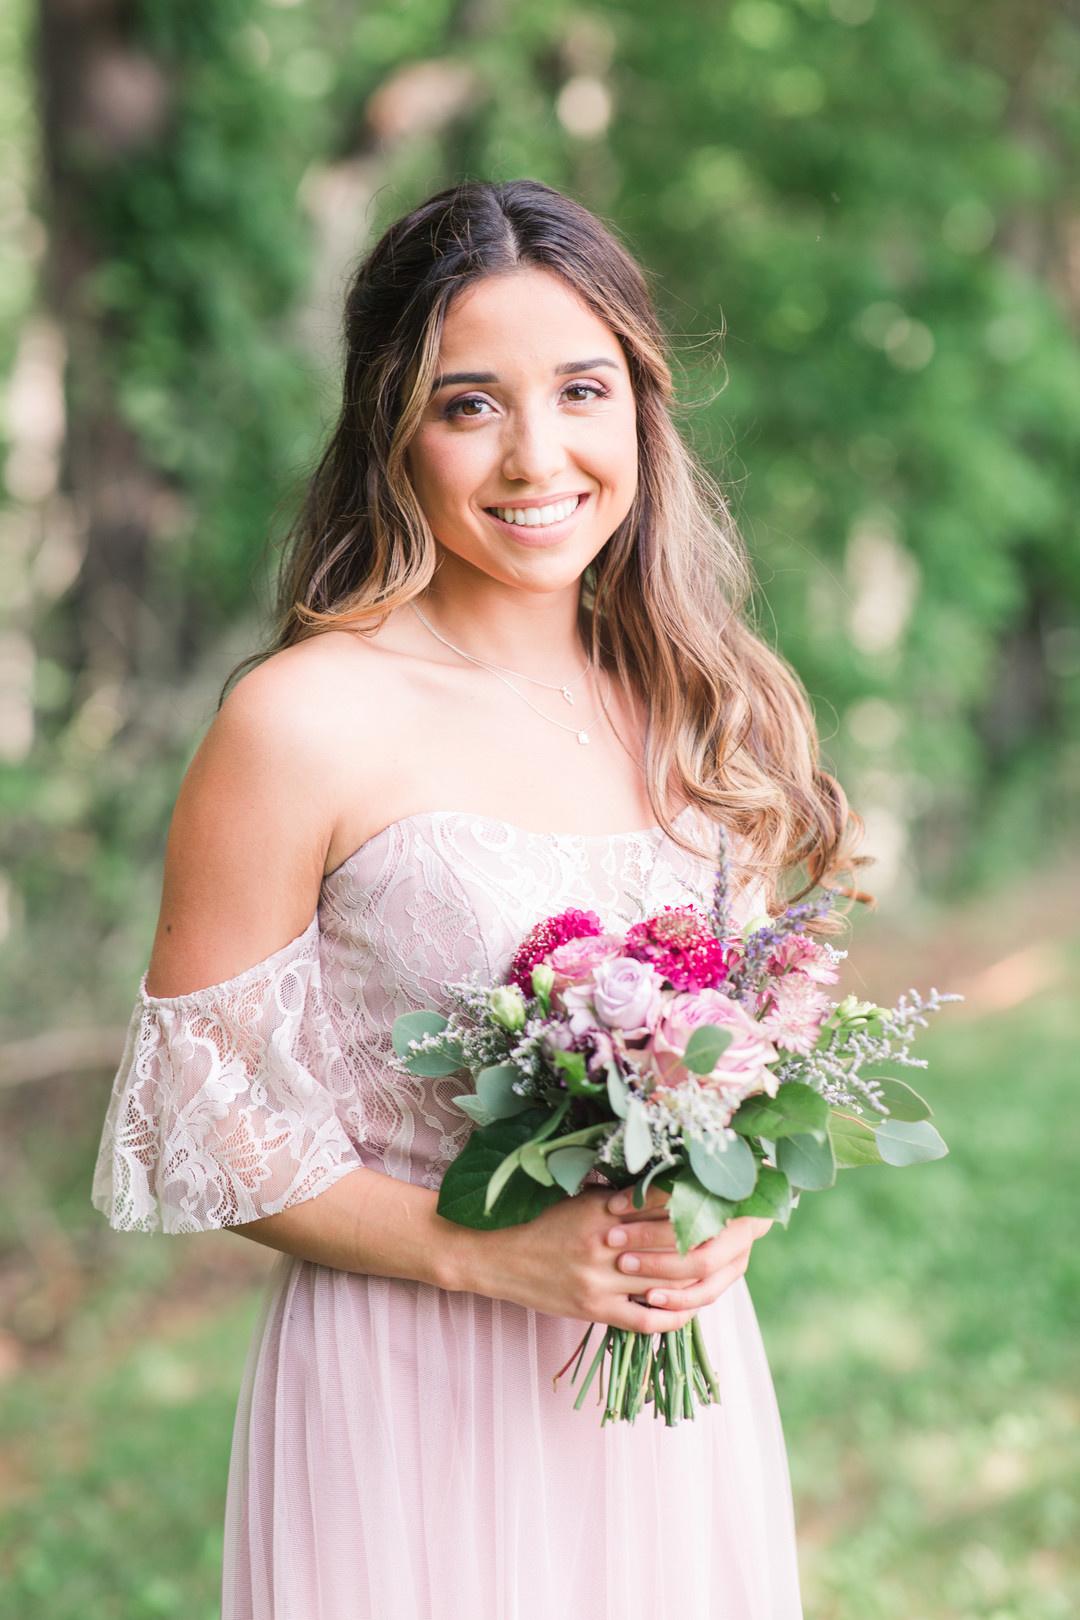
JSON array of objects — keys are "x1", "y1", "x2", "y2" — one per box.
[
  {"x1": 547, "y1": 932, "x2": 625, "y2": 995},
  {"x1": 644, "y1": 988, "x2": 779, "y2": 1103}
]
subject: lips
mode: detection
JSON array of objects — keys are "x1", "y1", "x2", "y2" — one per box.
[
  {"x1": 483, "y1": 493, "x2": 586, "y2": 520},
  {"x1": 480, "y1": 492, "x2": 590, "y2": 543}
]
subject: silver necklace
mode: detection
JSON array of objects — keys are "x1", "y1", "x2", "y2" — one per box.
[
  {"x1": 410, "y1": 600, "x2": 607, "y2": 746},
  {"x1": 411, "y1": 601, "x2": 590, "y2": 706}
]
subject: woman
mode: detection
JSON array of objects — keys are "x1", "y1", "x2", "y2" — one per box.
[{"x1": 92, "y1": 177, "x2": 866, "y2": 1618}]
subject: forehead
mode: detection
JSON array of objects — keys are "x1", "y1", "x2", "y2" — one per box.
[{"x1": 439, "y1": 268, "x2": 626, "y2": 372}]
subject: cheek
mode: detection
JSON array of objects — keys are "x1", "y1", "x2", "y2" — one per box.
[
  {"x1": 408, "y1": 429, "x2": 477, "y2": 512},
  {"x1": 592, "y1": 409, "x2": 638, "y2": 490}
]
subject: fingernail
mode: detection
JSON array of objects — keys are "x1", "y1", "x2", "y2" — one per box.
[
  {"x1": 620, "y1": 1254, "x2": 640, "y2": 1273},
  {"x1": 608, "y1": 1227, "x2": 628, "y2": 1246},
  {"x1": 649, "y1": 1290, "x2": 667, "y2": 1305},
  {"x1": 608, "y1": 1194, "x2": 629, "y2": 1213}
]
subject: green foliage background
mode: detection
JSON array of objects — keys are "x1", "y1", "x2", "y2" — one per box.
[{"x1": 0, "y1": 0, "x2": 1077, "y2": 1614}]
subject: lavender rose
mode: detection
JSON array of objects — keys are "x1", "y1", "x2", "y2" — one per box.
[{"x1": 591, "y1": 957, "x2": 666, "y2": 1039}]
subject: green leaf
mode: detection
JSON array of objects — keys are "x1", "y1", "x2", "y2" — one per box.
[
  {"x1": 390, "y1": 1010, "x2": 464, "y2": 1077},
  {"x1": 520, "y1": 1140, "x2": 556, "y2": 1185},
  {"x1": 828, "y1": 1110, "x2": 884, "y2": 1167},
  {"x1": 606, "y1": 1061, "x2": 629, "y2": 1119},
  {"x1": 875, "y1": 1118, "x2": 949, "y2": 1166},
  {"x1": 681, "y1": 1023, "x2": 735, "y2": 1074},
  {"x1": 546, "y1": 1146, "x2": 597, "y2": 1195},
  {"x1": 631, "y1": 1156, "x2": 682, "y2": 1208},
  {"x1": 475, "y1": 1063, "x2": 532, "y2": 1118},
  {"x1": 669, "y1": 1169, "x2": 737, "y2": 1253},
  {"x1": 451, "y1": 1093, "x2": 497, "y2": 1127},
  {"x1": 732, "y1": 1166, "x2": 792, "y2": 1223},
  {"x1": 623, "y1": 1097, "x2": 653, "y2": 1173},
  {"x1": 777, "y1": 1130, "x2": 837, "y2": 1191},
  {"x1": 862, "y1": 1077, "x2": 933, "y2": 1122},
  {"x1": 731, "y1": 1082, "x2": 829, "y2": 1141},
  {"x1": 552, "y1": 1048, "x2": 604, "y2": 1096},
  {"x1": 687, "y1": 1132, "x2": 758, "y2": 1200},
  {"x1": 436, "y1": 1108, "x2": 566, "y2": 1229}
]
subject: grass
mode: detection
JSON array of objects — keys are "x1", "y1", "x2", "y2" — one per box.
[{"x1": 1, "y1": 928, "x2": 1076, "y2": 1617}]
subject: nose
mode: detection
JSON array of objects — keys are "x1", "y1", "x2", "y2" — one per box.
[{"x1": 500, "y1": 403, "x2": 570, "y2": 487}]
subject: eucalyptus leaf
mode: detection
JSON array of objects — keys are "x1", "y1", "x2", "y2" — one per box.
[
  {"x1": 606, "y1": 1061, "x2": 629, "y2": 1120},
  {"x1": 476, "y1": 1063, "x2": 532, "y2": 1118},
  {"x1": 682, "y1": 1023, "x2": 735, "y2": 1075},
  {"x1": 519, "y1": 1140, "x2": 556, "y2": 1186},
  {"x1": 732, "y1": 1166, "x2": 792, "y2": 1223},
  {"x1": 861, "y1": 1077, "x2": 933, "y2": 1123},
  {"x1": 390, "y1": 1010, "x2": 464, "y2": 1077},
  {"x1": 451, "y1": 1094, "x2": 497, "y2": 1127},
  {"x1": 546, "y1": 1146, "x2": 597, "y2": 1195},
  {"x1": 777, "y1": 1130, "x2": 837, "y2": 1191},
  {"x1": 687, "y1": 1132, "x2": 758, "y2": 1200},
  {"x1": 632, "y1": 1156, "x2": 682, "y2": 1209},
  {"x1": 828, "y1": 1110, "x2": 884, "y2": 1167},
  {"x1": 731, "y1": 1082, "x2": 829, "y2": 1142},
  {"x1": 623, "y1": 1097, "x2": 653, "y2": 1174},
  {"x1": 669, "y1": 1169, "x2": 737, "y2": 1253},
  {"x1": 875, "y1": 1118, "x2": 949, "y2": 1166}
]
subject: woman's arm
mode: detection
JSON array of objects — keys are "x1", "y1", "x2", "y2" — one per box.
[{"x1": 226, "y1": 1165, "x2": 480, "y2": 1291}]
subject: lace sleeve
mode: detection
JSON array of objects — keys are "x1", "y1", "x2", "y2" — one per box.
[{"x1": 90, "y1": 913, "x2": 367, "y2": 1234}]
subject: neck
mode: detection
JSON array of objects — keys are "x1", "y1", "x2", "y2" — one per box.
[{"x1": 413, "y1": 568, "x2": 591, "y2": 679}]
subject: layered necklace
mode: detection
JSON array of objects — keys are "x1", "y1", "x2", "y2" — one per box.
[{"x1": 409, "y1": 601, "x2": 611, "y2": 746}]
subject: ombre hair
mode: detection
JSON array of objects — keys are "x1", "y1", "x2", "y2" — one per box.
[{"x1": 221, "y1": 178, "x2": 872, "y2": 927}]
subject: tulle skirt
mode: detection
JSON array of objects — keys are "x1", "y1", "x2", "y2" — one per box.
[{"x1": 221, "y1": 1254, "x2": 804, "y2": 1619}]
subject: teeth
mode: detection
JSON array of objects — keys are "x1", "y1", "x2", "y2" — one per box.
[{"x1": 489, "y1": 496, "x2": 580, "y2": 527}]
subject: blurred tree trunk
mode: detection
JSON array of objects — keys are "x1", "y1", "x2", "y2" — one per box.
[{"x1": 35, "y1": 0, "x2": 174, "y2": 704}]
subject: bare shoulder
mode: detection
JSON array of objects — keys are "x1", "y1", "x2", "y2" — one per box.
[{"x1": 143, "y1": 630, "x2": 399, "y2": 997}]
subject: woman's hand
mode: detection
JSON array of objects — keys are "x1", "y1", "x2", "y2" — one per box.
[
  {"x1": 602, "y1": 1187, "x2": 773, "y2": 1314},
  {"x1": 456, "y1": 1181, "x2": 773, "y2": 1333}
]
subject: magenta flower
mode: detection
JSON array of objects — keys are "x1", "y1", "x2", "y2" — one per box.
[
  {"x1": 624, "y1": 905, "x2": 734, "y2": 992},
  {"x1": 508, "y1": 907, "x2": 603, "y2": 995}
]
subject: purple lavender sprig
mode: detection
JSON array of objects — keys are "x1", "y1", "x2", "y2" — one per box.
[
  {"x1": 709, "y1": 823, "x2": 732, "y2": 940},
  {"x1": 727, "y1": 892, "x2": 836, "y2": 1008}
]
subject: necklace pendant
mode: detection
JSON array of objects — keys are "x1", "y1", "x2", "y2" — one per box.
[
  {"x1": 561, "y1": 685, "x2": 574, "y2": 705},
  {"x1": 577, "y1": 729, "x2": 590, "y2": 745}
]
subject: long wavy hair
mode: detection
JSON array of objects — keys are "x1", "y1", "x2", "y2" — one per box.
[{"x1": 220, "y1": 177, "x2": 873, "y2": 927}]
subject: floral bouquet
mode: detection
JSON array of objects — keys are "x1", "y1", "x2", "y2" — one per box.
[{"x1": 391, "y1": 834, "x2": 961, "y2": 1427}]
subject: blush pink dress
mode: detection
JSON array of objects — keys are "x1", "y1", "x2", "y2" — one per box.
[{"x1": 91, "y1": 803, "x2": 804, "y2": 1619}]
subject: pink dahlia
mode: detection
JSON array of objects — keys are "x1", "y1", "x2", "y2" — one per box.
[
  {"x1": 761, "y1": 974, "x2": 832, "y2": 1054},
  {"x1": 767, "y1": 933, "x2": 840, "y2": 986},
  {"x1": 624, "y1": 905, "x2": 733, "y2": 992},
  {"x1": 508, "y1": 907, "x2": 603, "y2": 995}
]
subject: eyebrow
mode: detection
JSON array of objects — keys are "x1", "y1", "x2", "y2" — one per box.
[{"x1": 429, "y1": 357, "x2": 621, "y2": 393}]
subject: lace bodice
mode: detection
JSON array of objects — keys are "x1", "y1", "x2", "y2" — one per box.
[{"x1": 91, "y1": 804, "x2": 764, "y2": 1234}]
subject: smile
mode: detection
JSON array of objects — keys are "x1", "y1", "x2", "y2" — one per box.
[{"x1": 482, "y1": 493, "x2": 588, "y2": 541}]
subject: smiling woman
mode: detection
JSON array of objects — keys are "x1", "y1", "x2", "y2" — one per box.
[
  {"x1": 405, "y1": 270, "x2": 639, "y2": 579},
  {"x1": 91, "y1": 176, "x2": 870, "y2": 1620}
]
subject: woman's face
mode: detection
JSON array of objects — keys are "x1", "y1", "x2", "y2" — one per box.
[{"x1": 404, "y1": 267, "x2": 638, "y2": 593}]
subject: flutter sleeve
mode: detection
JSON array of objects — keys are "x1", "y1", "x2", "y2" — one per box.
[{"x1": 90, "y1": 912, "x2": 367, "y2": 1234}]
